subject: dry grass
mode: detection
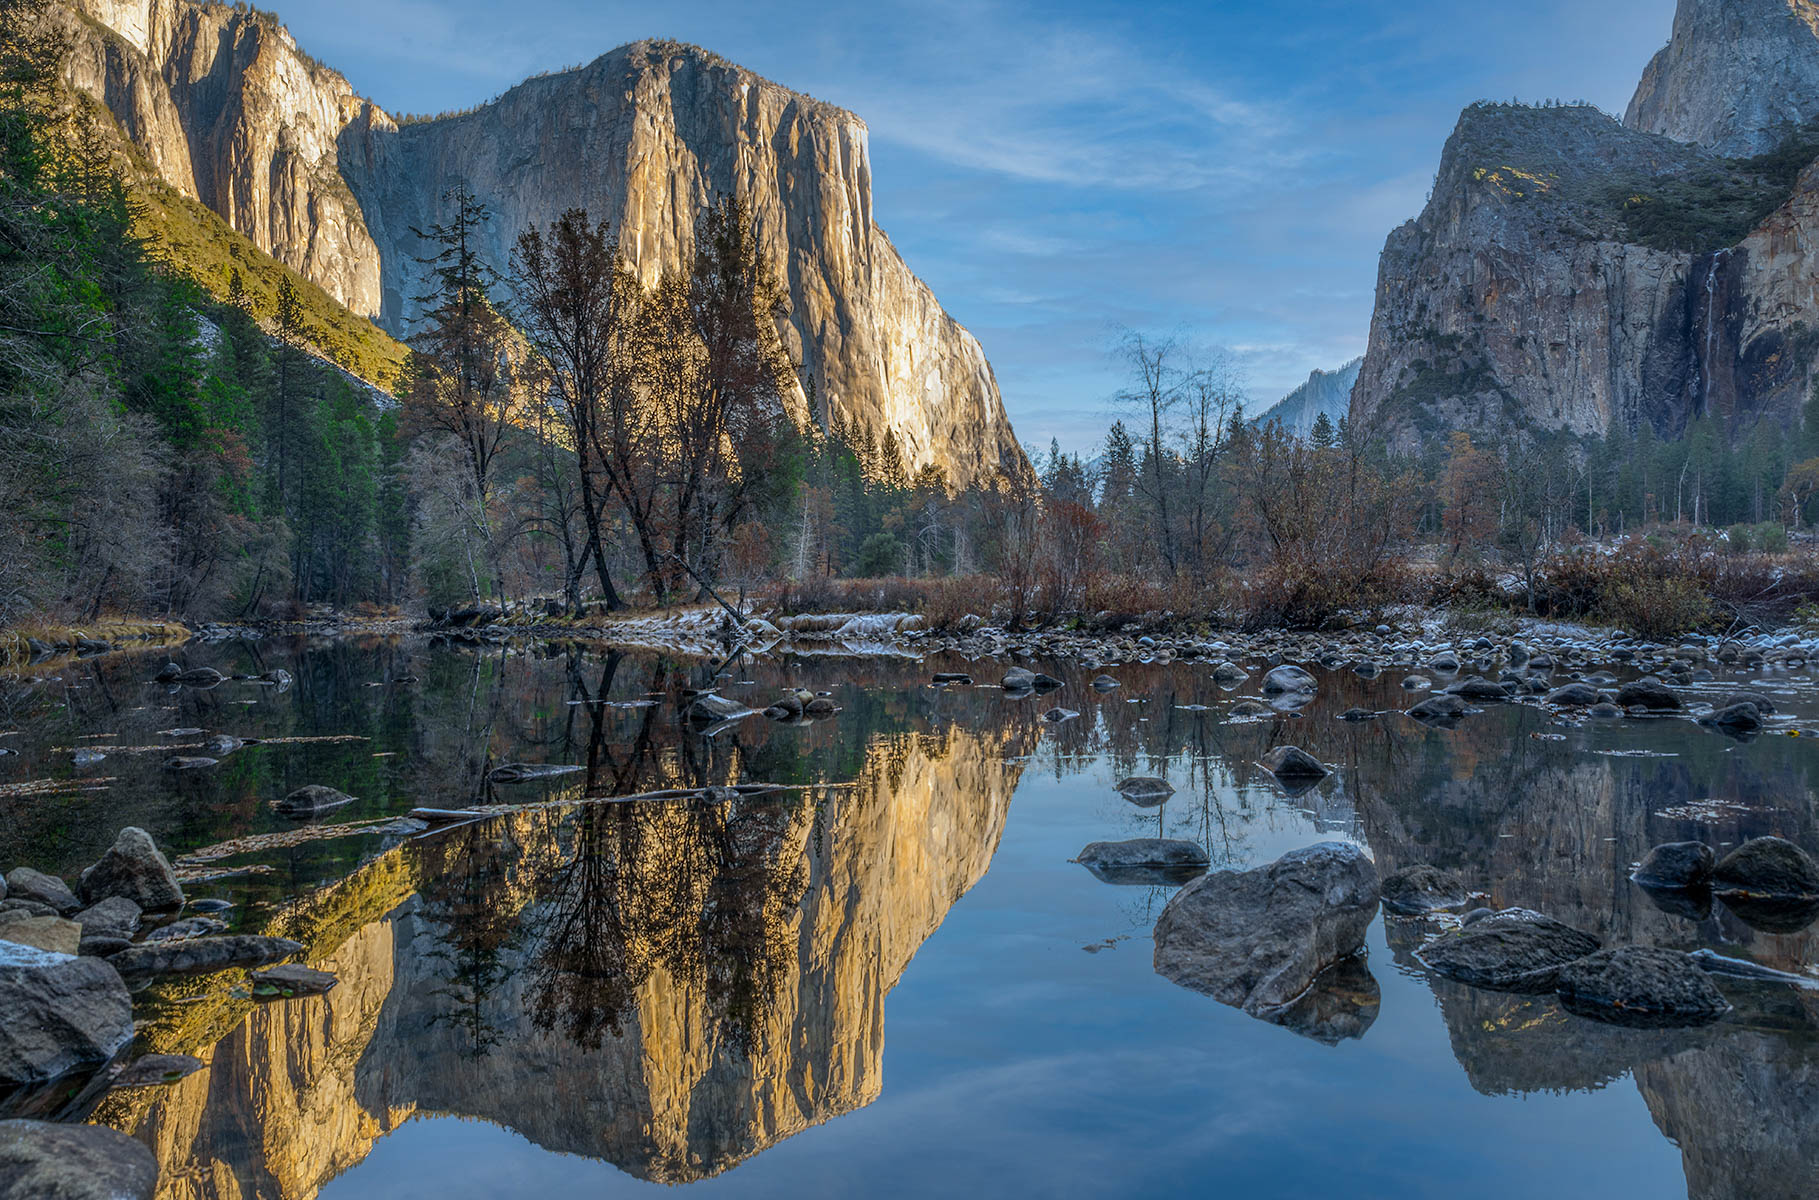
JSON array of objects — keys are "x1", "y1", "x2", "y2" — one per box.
[{"x1": 0, "y1": 616, "x2": 188, "y2": 669}]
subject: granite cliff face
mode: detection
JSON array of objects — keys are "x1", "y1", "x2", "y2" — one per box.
[
  {"x1": 1352, "y1": 105, "x2": 1819, "y2": 448},
  {"x1": 1255, "y1": 358, "x2": 1360, "y2": 437},
  {"x1": 1627, "y1": 0, "x2": 1819, "y2": 156},
  {"x1": 60, "y1": 1, "x2": 1026, "y2": 485}
]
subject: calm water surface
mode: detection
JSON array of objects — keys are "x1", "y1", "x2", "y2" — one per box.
[{"x1": 4, "y1": 637, "x2": 1819, "y2": 1199}]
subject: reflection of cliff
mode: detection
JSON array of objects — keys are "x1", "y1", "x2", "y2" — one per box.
[
  {"x1": 1637, "y1": 1029, "x2": 1819, "y2": 1200},
  {"x1": 105, "y1": 721, "x2": 1030, "y2": 1196}
]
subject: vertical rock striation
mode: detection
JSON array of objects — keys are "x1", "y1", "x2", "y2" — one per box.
[{"x1": 60, "y1": 3, "x2": 1027, "y2": 485}]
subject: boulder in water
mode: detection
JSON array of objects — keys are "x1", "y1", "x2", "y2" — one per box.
[
  {"x1": 1554, "y1": 946, "x2": 1730, "y2": 1028},
  {"x1": 1616, "y1": 678, "x2": 1681, "y2": 710},
  {"x1": 1633, "y1": 841, "x2": 1715, "y2": 890},
  {"x1": 1259, "y1": 745, "x2": 1330, "y2": 781},
  {"x1": 274, "y1": 785, "x2": 355, "y2": 816},
  {"x1": 1262, "y1": 665, "x2": 1316, "y2": 695},
  {"x1": 109, "y1": 935, "x2": 304, "y2": 981},
  {"x1": 1077, "y1": 839, "x2": 1210, "y2": 886},
  {"x1": 1416, "y1": 909, "x2": 1600, "y2": 992},
  {"x1": 0, "y1": 1119, "x2": 157, "y2": 1200},
  {"x1": 78, "y1": 827, "x2": 184, "y2": 911},
  {"x1": 1152, "y1": 842, "x2": 1379, "y2": 1015},
  {"x1": 1543, "y1": 683, "x2": 1602, "y2": 707},
  {"x1": 0, "y1": 943, "x2": 134, "y2": 1086},
  {"x1": 3, "y1": 869, "x2": 78, "y2": 915},
  {"x1": 1115, "y1": 777, "x2": 1175, "y2": 805},
  {"x1": 72, "y1": 896, "x2": 141, "y2": 941},
  {"x1": 1710, "y1": 836, "x2": 1819, "y2": 899}
]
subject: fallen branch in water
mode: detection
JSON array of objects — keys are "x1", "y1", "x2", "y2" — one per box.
[
  {"x1": 175, "y1": 816, "x2": 425, "y2": 865},
  {"x1": 407, "y1": 780, "x2": 854, "y2": 825}
]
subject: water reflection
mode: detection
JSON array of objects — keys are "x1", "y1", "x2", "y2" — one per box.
[{"x1": 4, "y1": 642, "x2": 1818, "y2": 1196}]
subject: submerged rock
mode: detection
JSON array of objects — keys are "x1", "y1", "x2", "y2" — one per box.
[
  {"x1": 109, "y1": 935, "x2": 303, "y2": 981},
  {"x1": 1711, "y1": 836, "x2": 1819, "y2": 899},
  {"x1": 1090, "y1": 675, "x2": 1121, "y2": 691},
  {"x1": 0, "y1": 1119, "x2": 157, "y2": 1200},
  {"x1": 1445, "y1": 676, "x2": 1511, "y2": 701},
  {"x1": 111, "y1": 1053, "x2": 206, "y2": 1089},
  {"x1": 0, "y1": 943, "x2": 134, "y2": 1086},
  {"x1": 141, "y1": 916, "x2": 229, "y2": 944},
  {"x1": 1380, "y1": 864, "x2": 1470, "y2": 915},
  {"x1": 487, "y1": 762, "x2": 583, "y2": 783},
  {"x1": 251, "y1": 963, "x2": 338, "y2": 998},
  {"x1": 1554, "y1": 947, "x2": 1730, "y2": 1028},
  {"x1": 1077, "y1": 839, "x2": 1210, "y2": 886},
  {"x1": 162, "y1": 756, "x2": 218, "y2": 771},
  {"x1": 78, "y1": 827, "x2": 184, "y2": 911},
  {"x1": 175, "y1": 666, "x2": 225, "y2": 687},
  {"x1": 274, "y1": 785, "x2": 355, "y2": 816},
  {"x1": 1115, "y1": 777, "x2": 1175, "y2": 805},
  {"x1": 1211, "y1": 661, "x2": 1248, "y2": 683},
  {"x1": 1152, "y1": 842, "x2": 1379, "y2": 1016},
  {"x1": 1338, "y1": 707, "x2": 1377, "y2": 722},
  {"x1": 1416, "y1": 909, "x2": 1600, "y2": 992},
  {"x1": 1633, "y1": 841, "x2": 1715, "y2": 890}
]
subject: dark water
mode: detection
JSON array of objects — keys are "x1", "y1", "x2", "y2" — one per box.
[{"x1": 4, "y1": 638, "x2": 1819, "y2": 1199}]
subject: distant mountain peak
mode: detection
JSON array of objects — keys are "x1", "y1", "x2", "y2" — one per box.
[{"x1": 1254, "y1": 358, "x2": 1362, "y2": 436}]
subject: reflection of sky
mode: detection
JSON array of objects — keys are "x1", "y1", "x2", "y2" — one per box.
[
  {"x1": 323, "y1": 756, "x2": 1687, "y2": 1199},
  {"x1": 271, "y1": 0, "x2": 1676, "y2": 453}
]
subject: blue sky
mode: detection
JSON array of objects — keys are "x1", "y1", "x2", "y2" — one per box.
[{"x1": 277, "y1": 0, "x2": 1677, "y2": 454}]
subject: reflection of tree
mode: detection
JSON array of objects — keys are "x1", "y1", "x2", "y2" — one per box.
[
  {"x1": 528, "y1": 796, "x2": 809, "y2": 1057},
  {"x1": 417, "y1": 821, "x2": 524, "y2": 1059}
]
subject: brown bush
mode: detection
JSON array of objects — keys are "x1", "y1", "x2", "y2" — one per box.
[
  {"x1": 1532, "y1": 539, "x2": 1719, "y2": 638},
  {"x1": 1238, "y1": 560, "x2": 1414, "y2": 630}
]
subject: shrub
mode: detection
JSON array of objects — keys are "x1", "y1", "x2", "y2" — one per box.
[
  {"x1": 1755, "y1": 522, "x2": 1789, "y2": 554},
  {"x1": 1726, "y1": 524, "x2": 1753, "y2": 555},
  {"x1": 853, "y1": 533, "x2": 905, "y2": 578}
]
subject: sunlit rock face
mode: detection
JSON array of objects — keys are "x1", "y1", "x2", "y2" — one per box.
[
  {"x1": 61, "y1": 3, "x2": 1026, "y2": 486},
  {"x1": 61, "y1": 0, "x2": 384, "y2": 318},
  {"x1": 1627, "y1": 0, "x2": 1819, "y2": 157},
  {"x1": 102, "y1": 723, "x2": 1029, "y2": 1196}
]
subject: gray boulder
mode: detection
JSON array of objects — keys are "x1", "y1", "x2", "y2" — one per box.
[
  {"x1": 1634, "y1": 842, "x2": 1715, "y2": 890},
  {"x1": 0, "y1": 1120, "x2": 157, "y2": 1200},
  {"x1": 1616, "y1": 678, "x2": 1681, "y2": 710},
  {"x1": 109, "y1": 935, "x2": 303, "y2": 981},
  {"x1": 1554, "y1": 947, "x2": 1730, "y2": 1028},
  {"x1": 1710, "y1": 836, "x2": 1819, "y2": 898},
  {"x1": 1090, "y1": 675, "x2": 1121, "y2": 690},
  {"x1": 3, "y1": 869, "x2": 78, "y2": 915},
  {"x1": 175, "y1": 666, "x2": 224, "y2": 686},
  {"x1": 1699, "y1": 702, "x2": 1763, "y2": 732},
  {"x1": 78, "y1": 828, "x2": 184, "y2": 911},
  {"x1": 1407, "y1": 694, "x2": 1467, "y2": 723},
  {"x1": 686, "y1": 694, "x2": 749, "y2": 723},
  {"x1": 0, "y1": 943, "x2": 133, "y2": 1086},
  {"x1": 1211, "y1": 661, "x2": 1248, "y2": 683},
  {"x1": 141, "y1": 916, "x2": 229, "y2": 943},
  {"x1": 73, "y1": 897, "x2": 141, "y2": 941},
  {"x1": 161, "y1": 756, "x2": 218, "y2": 771},
  {"x1": 1152, "y1": 842, "x2": 1379, "y2": 1015},
  {"x1": 1380, "y1": 864, "x2": 1470, "y2": 915},
  {"x1": 1543, "y1": 683, "x2": 1602, "y2": 707},
  {"x1": 1722, "y1": 689, "x2": 1777, "y2": 714},
  {"x1": 1416, "y1": 909, "x2": 1600, "y2": 992},
  {"x1": 1078, "y1": 839, "x2": 1209, "y2": 868},
  {"x1": 1260, "y1": 745, "x2": 1330, "y2": 781},
  {"x1": 1445, "y1": 676, "x2": 1511, "y2": 701}
]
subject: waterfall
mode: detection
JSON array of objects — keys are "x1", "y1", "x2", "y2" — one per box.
[{"x1": 1700, "y1": 248, "x2": 1731, "y2": 411}]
